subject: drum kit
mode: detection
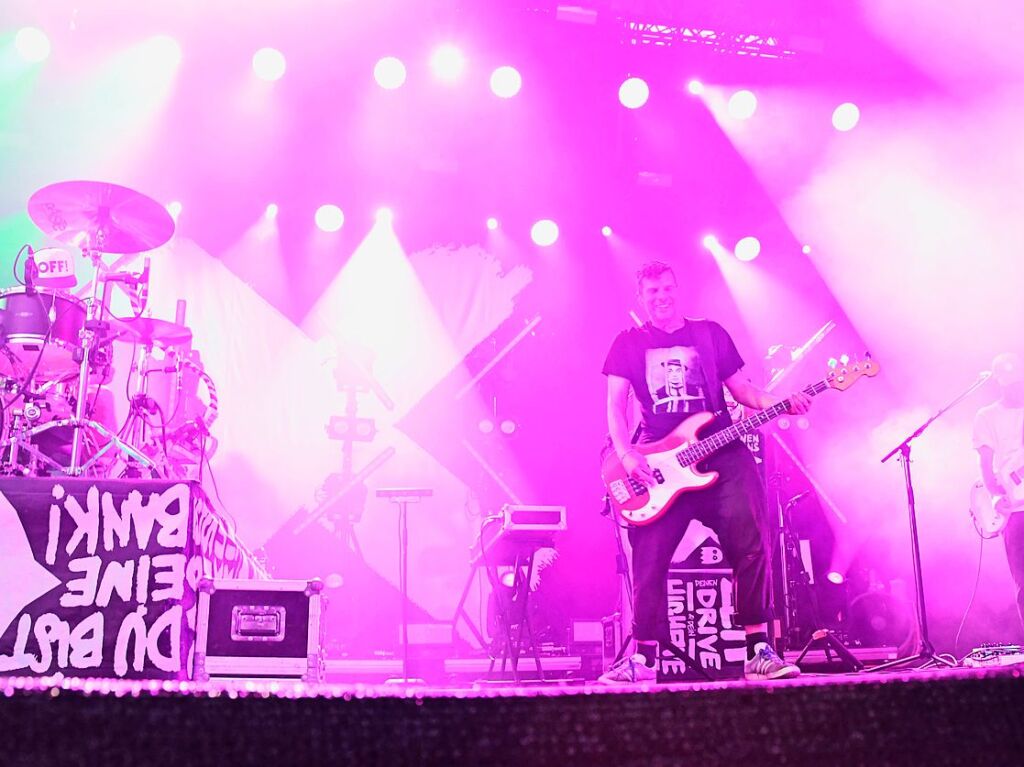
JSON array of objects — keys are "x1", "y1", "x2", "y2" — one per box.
[{"x1": 0, "y1": 180, "x2": 217, "y2": 478}]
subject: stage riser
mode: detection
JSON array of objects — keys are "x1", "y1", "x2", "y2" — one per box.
[{"x1": 3, "y1": 672, "x2": 1022, "y2": 766}]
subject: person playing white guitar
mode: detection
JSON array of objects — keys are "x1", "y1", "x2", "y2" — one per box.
[
  {"x1": 599, "y1": 260, "x2": 811, "y2": 684},
  {"x1": 973, "y1": 352, "x2": 1024, "y2": 628}
]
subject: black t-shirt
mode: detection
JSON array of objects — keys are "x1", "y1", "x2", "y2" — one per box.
[{"x1": 602, "y1": 319, "x2": 744, "y2": 443}]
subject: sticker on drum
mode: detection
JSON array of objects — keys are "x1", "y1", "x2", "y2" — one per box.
[{"x1": 0, "y1": 288, "x2": 86, "y2": 379}]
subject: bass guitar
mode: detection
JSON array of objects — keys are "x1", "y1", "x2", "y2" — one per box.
[{"x1": 602, "y1": 355, "x2": 880, "y2": 525}]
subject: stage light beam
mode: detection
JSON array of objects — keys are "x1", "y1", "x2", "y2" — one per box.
[
  {"x1": 430, "y1": 44, "x2": 466, "y2": 83},
  {"x1": 374, "y1": 56, "x2": 407, "y2": 90},
  {"x1": 252, "y1": 47, "x2": 286, "y2": 81},
  {"x1": 486, "y1": 217, "x2": 499, "y2": 231},
  {"x1": 728, "y1": 89, "x2": 758, "y2": 120},
  {"x1": 490, "y1": 66, "x2": 522, "y2": 98},
  {"x1": 531, "y1": 219, "x2": 559, "y2": 247},
  {"x1": 601, "y1": 226, "x2": 613, "y2": 238},
  {"x1": 376, "y1": 207, "x2": 394, "y2": 226},
  {"x1": 15, "y1": 27, "x2": 51, "y2": 63},
  {"x1": 734, "y1": 236, "x2": 761, "y2": 262},
  {"x1": 315, "y1": 204, "x2": 344, "y2": 232},
  {"x1": 687, "y1": 79, "x2": 704, "y2": 95},
  {"x1": 832, "y1": 102, "x2": 861, "y2": 132},
  {"x1": 619, "y1": 77, "x2": 649, "y2": 109}
]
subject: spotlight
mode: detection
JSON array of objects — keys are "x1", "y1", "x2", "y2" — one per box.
[
  {"x1": 601, "y1": 225, "x2": 613, "y2": 238},
  {"x1": 252, "y1": 47, "x2": 286, "y2": 81},
  {"x1": 734, "y1": 236, "x2": 761, "y2": 262},
  {"x1": 149, "y1": 35, "x2": 182, "y2": 68},
  {"x1": 486, "y1": 217, "x2": 499, "y2": 231},
  {"x1": 478, "y1": 419, "x2": 495, "y2": 435},
  {"x1": 375, "y1": 207, "x2": 394, "y2": 225},
  {"x1": 826, "y1": 571, "x2": 845, "y2": 585},
  {"x1": 618, "y1": 77, "x2": 649, "y2": 109},
  {"x1": 15, "y1": 27, "x2": 51, "y2": 63},
  {"x1": 374, "y1": 56, "x2": 407, "y2": 90},
  {"x1": 315, "y1": 204, "x2": 344, "y2": 232},
  {"x1": 264, "y1": 203, "x2": 279, "y2": 220},
  {"x1": 727, "y1": 89, "x2": 757, "y2": 120},
  {"x1": 802, "y1": 244, "x2": 812, "y2": 255},
  {"x1": 490, "y1": 66, "x2": 522, "y2": 98},
  {"x1": 686, "y1": 79, "x2": 704, "y2": 96},
  {"x1": 500, "y1": 419, "x2": 517, "y2": 435},
  {"x1": 832, "y1": 102, "x2": 860, "y2": 132},
  {"x1": 530, "y1": 219, "x2": 559, "y2": 247},
  {"x1": 166, "y1": 201, "x2": 182, "y2": 221},
  {"x1": 702, "y1": 234, "x2": 719, "y2": 250},
  {"x1": 430, "y1": 44, "x2": 466, "y2": 83}
]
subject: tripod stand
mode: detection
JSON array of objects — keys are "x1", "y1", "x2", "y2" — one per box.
[{"x1": 868, "y1": 373, "x2": 991, "y2": 673}]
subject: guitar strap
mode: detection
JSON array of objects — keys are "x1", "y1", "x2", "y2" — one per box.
[{"x1": 688, "y1": 318, "x2": 728, "y2": 418}]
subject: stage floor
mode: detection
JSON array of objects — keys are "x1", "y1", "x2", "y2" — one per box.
[{"x1": 3, "y1": 665, "x2": 1023, "y2": 766}]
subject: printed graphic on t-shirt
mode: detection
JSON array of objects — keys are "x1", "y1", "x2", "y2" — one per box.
[{"x1": 645, "y1": 345, "x2": 708, "y2": 415}]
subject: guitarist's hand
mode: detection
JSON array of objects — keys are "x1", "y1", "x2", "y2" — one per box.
[
  {"x1": 622, "y1": 450, "x2": 657, "y2": 486},
  {"x1": 784, "y1": 391, "x2": 813, "y2": 415}
]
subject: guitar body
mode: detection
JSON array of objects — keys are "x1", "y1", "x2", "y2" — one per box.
[
  {"x1": 970, "y1": 451, "x2": 1024, "y2": 538},
  {"x1": 601, "y1": 412, "x2": 720, "y2": 526}
]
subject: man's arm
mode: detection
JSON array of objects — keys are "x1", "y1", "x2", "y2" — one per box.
[
  {"x1": 723, "y1": 369, "x2": 812, "y2": 414},
  {"x1": 977, "y1": 445, "x2": 1005, "y2": 496},
  {"x1": 607, "y1": 374, "x2": 655, "y2": 484}
]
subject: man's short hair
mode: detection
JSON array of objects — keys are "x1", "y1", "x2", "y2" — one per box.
[{"x1": 636, "y1": 261, "x2": 676, "y2": 291}]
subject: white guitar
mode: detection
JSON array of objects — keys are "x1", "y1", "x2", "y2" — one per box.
[{"x1": 970, "y1": 450, "x2": 1024, "y2": 538}]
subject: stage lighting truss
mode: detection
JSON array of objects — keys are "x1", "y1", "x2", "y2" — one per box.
[{"x1": 623, "y1": 24, "x2": 797, "y2": 59}]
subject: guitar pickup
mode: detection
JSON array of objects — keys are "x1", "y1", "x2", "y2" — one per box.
[{"x1": 609, "y1": 480, "x2": 632, "y2": 503}]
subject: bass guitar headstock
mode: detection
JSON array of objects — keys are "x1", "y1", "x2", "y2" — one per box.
[{"x1": 825, "y1": 353, "x2": 880, "y2": 391}]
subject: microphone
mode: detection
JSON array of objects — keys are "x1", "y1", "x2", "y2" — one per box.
[
  {"x1": 785, "y1": 491, "x2": 813, "y2": 508},
  {"x1": 978, "y1": 370, "x2": 993, "y2": 380},
  {"x1": 24, "y1": 245, "x2": 37, "y2": 296}
]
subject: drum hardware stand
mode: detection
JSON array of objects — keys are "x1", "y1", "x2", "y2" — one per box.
[
  {"x1": 870, "y1": 372, "x2": 991, "y2": 673},
  {"x1": 62, "y1": 245, "x2": 156, "y2": 477}
]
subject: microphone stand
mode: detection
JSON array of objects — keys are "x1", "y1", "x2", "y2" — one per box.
[{"x1": 869, "y1": 371, "x2": 991, "y2": 672}]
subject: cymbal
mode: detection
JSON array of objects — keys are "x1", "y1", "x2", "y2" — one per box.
[
  {"x1": 114, "y1": 317, "x2": 193, "y2": 347},
  {"x1": 28, "y1": 180, "x2": 175, "y2": 254}
]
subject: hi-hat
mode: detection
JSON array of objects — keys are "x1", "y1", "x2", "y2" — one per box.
[{"x1": 28, "y1": 180, "x2": 175, "y2": 254}]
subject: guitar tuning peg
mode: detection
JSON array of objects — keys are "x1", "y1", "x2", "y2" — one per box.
[
  {"x1": 840, "y1": 354, "x2": 850, "y2": 365},
  {"x1": 828, "y1": 357, "x2": 839, "y2": 370}
]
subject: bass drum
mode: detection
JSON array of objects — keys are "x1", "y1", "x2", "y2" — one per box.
[{"x1": 0, "y1": 288, "x2": 86, "y2": 379}]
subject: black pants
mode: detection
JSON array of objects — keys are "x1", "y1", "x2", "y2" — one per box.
[
  {"x1": 628, "y1": 443, "x2": 772, "y2": 643},
  {"x1": 1004, "y1": 514, "x2": 1024, "y2": 629}
]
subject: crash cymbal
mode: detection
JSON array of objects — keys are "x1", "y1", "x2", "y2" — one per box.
[
  {"x1": 28, "y1": 180, "x2": 175, "y2": 254},
  {"x1": 114, "y1": 317, "x2": 193, "y2": 347}
]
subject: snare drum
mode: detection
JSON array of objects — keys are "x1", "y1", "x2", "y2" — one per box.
[{"x1": 0, "y1": 287, "x2": 86, "y2": 378}]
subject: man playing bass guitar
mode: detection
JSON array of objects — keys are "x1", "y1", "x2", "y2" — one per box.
[{"x1": 599, "y1": 260, "x2": 811, "y2": 683}]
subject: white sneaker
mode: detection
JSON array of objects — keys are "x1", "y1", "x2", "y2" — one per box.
[
  {"x1": 598, "y1": 653, "x2": 658, "y2": 685},
  {"x1": 744, "y1": 645, "x2": 801, "y2": 681}
]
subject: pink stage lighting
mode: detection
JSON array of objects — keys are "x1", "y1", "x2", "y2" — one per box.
[
  {"x1": 315, "y1": 204, "x2": 344, "y2": 232},
  {"x1": 687, "y1": 79, "x2": 704, "y2": 96},
  {"x1": 15, "y1": 27, "x2": 51, "y2": 63},
  {"x1": 727, "y1": 89, "x2": 757, "y2": 120},
  {"x1": 490, "y1": 66, "x2": 522, "y2": 98},
  {"x1": 826, "y1": 571, "x2": 845, "y2": 585},
  {"x1": 486, "y1": 217, "x2": 499, "y2": 230},
  {"x1": 618, "y1": 77, "x2": 649, "y2": 109},
  {"x1": 601, "y1": 225, "x2": 613, "y2": 238},
  {"x1": 802, "y1": 244, "x2": 812, "y2": 255},
  {"x1": 734, "y1": 236, "x2": 761, "y2": 262},
  {"x1": 702, "y1": 234, "x2": 720, "y2": 250},
  {"x1": 531, "y1": 219, "x2": 559, "y2": 247},
  {"x1": 832, "y1": 102, "x2": 860, "y2": 132},
  {"x1": 375, "y1": 207, "x2": 394, "y2": 225},
  {"x1": 264, "y1": 203, "x2": 279, "y2": 220},
  {"x1": 430, "y1": 44, "x2": 466, "y2": 83},
  {"x1": 252, "y1": 47, "x2": 286, "y2": 81},
  {"x1": 166, "y1": 201, "x2": 182, "y2": 221},
  {"x1": 374, "y1": 56, "x2": 407, "y2": 90}
]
